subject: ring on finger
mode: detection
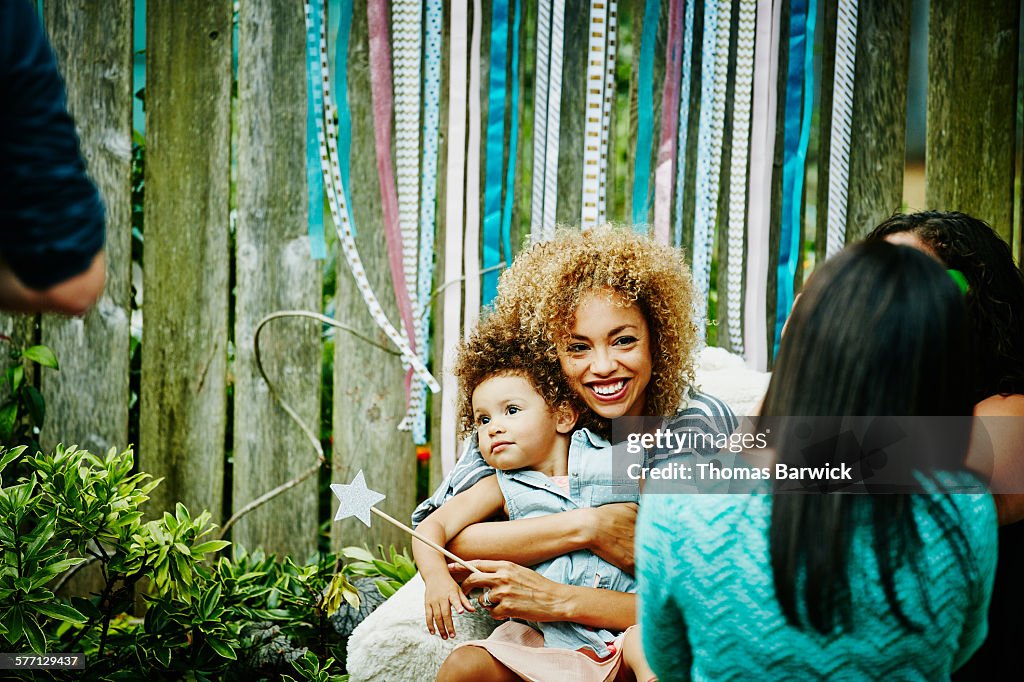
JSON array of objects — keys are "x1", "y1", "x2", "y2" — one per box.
[{"x1": 481, "y1": 588, "x2": 494, "y2": 607}]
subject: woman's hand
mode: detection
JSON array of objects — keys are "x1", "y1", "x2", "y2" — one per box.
[
  {"x1": 423, "y1": 576, "x2": 476, "y2": 640},
  {"x1": 582, "y1": 503, "x2": 638, "y2": 574},
  {"x1": 452, "y1": 560, "x2": 572, "y2": 623}
]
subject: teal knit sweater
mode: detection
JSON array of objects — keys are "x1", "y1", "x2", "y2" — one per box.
[{"x1": 637, "y1": 483, "x2": 997, "y2": 681}]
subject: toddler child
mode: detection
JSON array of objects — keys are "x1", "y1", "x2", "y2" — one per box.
[{"x1": 412, "y1": 315, "x2": 655, "y2": 682}]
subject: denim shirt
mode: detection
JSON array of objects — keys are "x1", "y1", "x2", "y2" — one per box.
[{"x1": 494, "y1": 428, "x2": 639, "y2": 657}]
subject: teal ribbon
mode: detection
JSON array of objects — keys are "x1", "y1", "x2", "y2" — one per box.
[
  {"x1": 482, "y1": 0, "x2": 511, "y2": 304},
  {"x1": 334, "y1": 0, "x2": 356, "y2": 235},
  {"x1": 500, "y1": 0, "x2": 521, "y2": 276},
  {"x1": 305, "y1": 0, "x2": 327, "y2": 259},
  {"x1": 774, "y1": 0, "x2": 815, "y2": 355},
  {"x1": 632, "y1": 0, "x2": 661, "y2": 228}
]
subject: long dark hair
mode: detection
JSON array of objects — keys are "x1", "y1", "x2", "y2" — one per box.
[
  {"x1": 867, "y1": 211, "x2": 1024, "y2": 402},
  {"x1": 763, "y1": 242, "x2": 974, "y2": 633}
]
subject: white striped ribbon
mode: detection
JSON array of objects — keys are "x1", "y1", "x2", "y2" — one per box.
[
  {"x1": 691, "y1": 0, "x2": 732, "y2": 344},
  {"x1": 530, "y1": 0, "x2": 552, "y2": 243},
  {"x1": 393, "y1": 0, "x2": 424, "y2": 435},
  {"x1": 581, "y1": 0, "x2": 610, "y2": 229},
  {"x1": 414, "y1": 0, "x2": 443, "y2": 444},
  {"x1": 744, "y1": 0, "x2": 783, "y2": 371},
  {"x1": 304, "y1": 1, "x2": 438, "y2": 391},
  {"x1": 826, "y1": 0, "x2": 858, "y2": 258},
  {"x1": 597, "y1": 0, "x2": 619, "y2": 225},
  {"x1": 726, "y1": 0, "x2": 756, "y2": 354},
  {"x1": 442, "y1": 0, "x2": 469, "y2": 473},
  {"x1": 673, "y1": 0, "x2": 696, "y2": 248},
  {"x1": 464, "y1": 0, "x2": 483, "y2": 336}
]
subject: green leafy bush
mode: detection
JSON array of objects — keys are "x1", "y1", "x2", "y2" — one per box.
[{"x1": 0, "y1": 444, "x2": 359, "y2": 680}]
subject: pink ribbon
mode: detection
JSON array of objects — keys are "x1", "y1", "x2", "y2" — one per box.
[{"x1": 654, "y1": 0, "x2": 685, "y2": 243}]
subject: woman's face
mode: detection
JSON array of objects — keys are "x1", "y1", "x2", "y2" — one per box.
[{"x1": 558, "y1": 291, "x2": 653, "y2": 419}]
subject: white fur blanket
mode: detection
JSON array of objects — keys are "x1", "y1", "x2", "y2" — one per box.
[{"x1": 346, "y1": 349, "x2": 770, "y2": 681}]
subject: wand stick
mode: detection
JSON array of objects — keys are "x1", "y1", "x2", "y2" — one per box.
[{"x1": 370, "y1": 507, "x2": 483, "y2": 575}]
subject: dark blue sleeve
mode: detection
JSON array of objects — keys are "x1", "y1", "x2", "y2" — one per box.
[{"x1": 0, "y1": 0, "x2": 105, "y2": 290}]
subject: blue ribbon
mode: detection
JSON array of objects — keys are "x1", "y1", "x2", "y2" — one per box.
[
  {"x1": 305, "y1": 0, "x2": 327, "y2": 259},
  {"x1": 414, "y1": 0, "x2": 444, "y2": 444},
  {"x1": 500, "y1": 0, "x2": 521, "y2": 276},
  {"x1": 673, "y1": 0, "x2": 696, "y2": 247},
  {"x1": 482, "y1": 0, "x2": 510, "y2": 305},
  {"x1": 774, "y1": 0, "x2": 816, "y2": 355},
  {"x1": 632, "y1": 0, "x2": 661, "y2": 228},
  {"x1": 334, "y1": 0, "x2": 356, "y2": 235}
]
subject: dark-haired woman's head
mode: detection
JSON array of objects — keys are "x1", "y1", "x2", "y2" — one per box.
[
  {"x1": 764, "y1": 241, "x2": 973, "y2": 418},
  {"x1": 866, "y1": 211, "x2": 1024, "y2": 402}
]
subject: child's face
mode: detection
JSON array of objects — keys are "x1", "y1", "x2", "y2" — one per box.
[{"x1": 472, "y1": 374, "x2": 575, "y2": 474}]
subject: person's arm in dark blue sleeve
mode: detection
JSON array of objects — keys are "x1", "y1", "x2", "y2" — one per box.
[{"x1": 0, "y1": 1, "x2": 105, "y2": 314}]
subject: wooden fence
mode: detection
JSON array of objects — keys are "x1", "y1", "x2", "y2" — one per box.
[{"x1": 8, "y1": 0, "x2": 1020, "y2": 559}]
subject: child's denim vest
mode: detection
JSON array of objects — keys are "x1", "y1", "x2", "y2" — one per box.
[{"x1": 494, "y1": 428, "x2": 639, "y2": 657}]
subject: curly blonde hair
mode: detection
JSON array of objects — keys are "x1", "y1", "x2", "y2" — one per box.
[
  {"x1": 452, "y1": 309, "x2": 592, "y2": 437},
  {"x1": 493, "y1": 225, "x2": 699, "y2": 416}
]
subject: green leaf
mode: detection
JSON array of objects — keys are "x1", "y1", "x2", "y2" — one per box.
[
  {"x1": 375, "y1": 579, "x2": 396, "y2": 599},
  {"x1": 30, "y1": 602, "x2": 87, "y2": 624},
  {"x1": 9, "y1": 365, "x2": 23, "y2": 393},
  {"x1": 191, "y1": 540, "x2": 230, "y2": 556},
  {"x1": 341, "y1": 546, "x2": 375, "y2": 563},
  {"x1": 0, "y1": 446, "x2": 25, "y2": 476},
  {"x1": 0, "y1": 403, "x2": 17, "y2": 442},
  {"x1": 23, "y1": 386, "x2": 45, "y2": 427},
  {"x1": 22, "y1": 614, "x2": 45, "y2": 654},
  {"x1": 201, "y1": 584, "x2": 221, "y2": 621},
  {"x1": 22, "y1": 346, "x2": 58, "y2": 370},
  {"x1": 206, "y1": 636, "x2": 236, "y2": 660},
  {"x1": 5, "y1": 606, "x2": 24, "y2": 644}
]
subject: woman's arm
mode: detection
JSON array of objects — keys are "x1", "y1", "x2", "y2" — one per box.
[
  {"x1": 456, "y1": 560, "x2": 638, "y2": 632},
  {"x1": 974, "y1": 393, "x2": 1024, "y2": 526},
  {"x1": 447, "y1": 502, "x2": 639, "y2": 573}
]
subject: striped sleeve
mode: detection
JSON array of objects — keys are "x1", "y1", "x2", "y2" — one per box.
[{"x1": 411, "y1": 438, "x2": 495, "y2": 527}]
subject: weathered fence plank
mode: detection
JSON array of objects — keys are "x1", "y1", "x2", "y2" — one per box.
[
  {"x1": 845, "y1": 0, "x2": 911, "y2": 242},
  {"x1": 332, "y1": 0, "x2": 416, "y2": 551},
  {"x1": 926, "y1": 0, "x2": 1019, "y2": 242},
  {"x1": 41, "y1": 1, "x2": 132, "y2": 457},
  {"x1": 141, "y1": 0, "x2": 231, "y2": 521},
  {"x1": 555, "y1": 0, "x2": 592, "y2": 224},
  {"x1": 234, "y1": 0, "x2": 321, "y2": 557}
]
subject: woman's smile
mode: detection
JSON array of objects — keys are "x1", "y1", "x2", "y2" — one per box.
[{"x1": 559, "y1": 291, "x2": 653, "y2": 419}]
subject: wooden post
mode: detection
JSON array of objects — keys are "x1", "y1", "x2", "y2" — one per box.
[
  {"x1": 41, "y1": 1, "x2": 132, "y2": 457},
  {"x1": 845, "y1": 0, "x2": 912, "y2": 242},
  {"x1": 556, "y1": 0, "x2": 595, "y2": 225},
  {"x1": 141, "y1": 0, "x2": 231, "y2": 521},
  {"x1": 926, "y1": 0, "x2": 1019, "y2": 242},
  {"x1": 332, "y1": 0, "x2": 416, "y2": 551},
  {"x1": 234, "y1": 0, "x2": 321, "y2": 557}
]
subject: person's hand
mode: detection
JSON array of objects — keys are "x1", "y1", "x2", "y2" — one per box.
[
  {"x1": 423, "y1": 576, "x2": 475, "y2": 639},
  {"x1": 454, "y1": 560, "x2": 571, "y2": 623},
  {"x1": 583, "y1": 503, "x2": 638, "y2": 574}
]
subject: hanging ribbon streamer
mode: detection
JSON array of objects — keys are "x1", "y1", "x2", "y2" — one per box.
[
  {"x1": 652, "y1": 0, "x2": 684, "y2": 243},
  {"x1": 442, "y1": 0, "x2": 469, "y2": 473},
  {"x1": 691, "y1": 0, "x2": 732, "y2": 343},
  {"x1": 744, "y1": 0, "x2": 783, "y2": 371},
  {"x1": 305, "y1": 0, "x2": 327, "y2": 259},
  {"x1": 581, "y1": 0, "x2": 611, "y2": 229},
  {"x1": 631, "y1": 0, "x2": 661, "y2": 228},
  {"x1": 530, "y1": 0, "x2": 552, "y2": 243},
  {"x1": 393, "y1": 0, "x2": 425, "y2": 435},
  {"x1": 333, "y1": 0, "x2": 356, "y2": 237},
  {"x1": 303, "y1": 1, "x2": 437, "y2": 392},
  {"x1": 672, "y1": 0, "x2": 695, "y2": 248},
  {"x1": 597, "y1": 0, "x2": 619, "y2": 226},
  {"x1": 542, "y1": 0, "x2": 565, "y2": 237},
  {"x1": 464, "y1": 0, "x2": 483, "y2": 335},
  {"x1": 774, "y1": 0, "x2": 816, "y2": 355},
  {"x1": 368, "y1": 0, "x2": 418, "y2": 406},
  {"x1": 500, "y1": 0, "x2": 521, "y2": 263},
  {"x1": 414, "y1": 0, "x2": 444, "y2": 444},
  {"x1": 826, "y1": 0, "x2": 858, "y2": 258},
  {"x1": 482, "y1": 0, "x2": 510, "y2": 304},
  {"x1": 725, "y1": 0, "x2": 757, "y2": 354}
]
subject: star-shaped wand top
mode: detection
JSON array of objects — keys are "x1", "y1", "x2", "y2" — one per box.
[{"x1": 330, "y1": 470, "x2": 386, "y2": 527}]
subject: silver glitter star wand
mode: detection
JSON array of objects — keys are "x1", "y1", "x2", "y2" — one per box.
[{"x1": 330, "y1": 470, "x2": 482, "y2": 575}]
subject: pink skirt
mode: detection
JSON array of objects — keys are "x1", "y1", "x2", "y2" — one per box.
[{"x1": 452, "y1": 621, "x2": 634, "y2": 682}]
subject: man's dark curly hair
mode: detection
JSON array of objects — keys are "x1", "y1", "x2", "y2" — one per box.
[
  {"x1": 866, "y1": 211, "x2": 1024, "y2": 402},
  {"x1": 452, "y1": 310, "x2": 599, "y2": 437}
]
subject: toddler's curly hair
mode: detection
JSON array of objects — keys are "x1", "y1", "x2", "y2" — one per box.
[
  {"x1": 493, "y1": 226, "x2": 699, "y2": 416},
  {"x1": 453, "y1": 310, "x2": 586, "y2": 437}
]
